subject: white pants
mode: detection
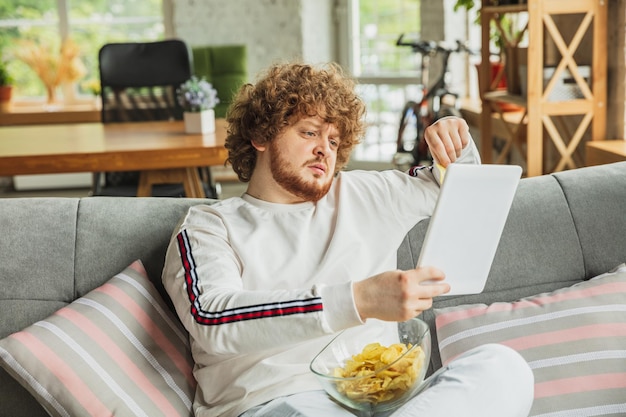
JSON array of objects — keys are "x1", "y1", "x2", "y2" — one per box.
[{"x1": 240, "y1": 344, "x2": 534, "y2": 417}]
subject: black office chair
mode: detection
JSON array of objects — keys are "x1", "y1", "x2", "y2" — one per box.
[{"x1": 96, "y1": 39, "x2": 216, "y2": 197}]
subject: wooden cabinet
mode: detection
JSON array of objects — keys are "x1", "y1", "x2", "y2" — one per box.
[{"x1": 479, "y1": 0, "x2": 607, "y2": 176}]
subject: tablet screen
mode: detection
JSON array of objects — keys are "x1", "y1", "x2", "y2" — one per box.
[{"x1": 416, "y1": 164, "x2": 522, "y2": 295}]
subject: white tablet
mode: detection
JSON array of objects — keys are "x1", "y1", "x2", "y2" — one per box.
[{"x1": 417, "y1": 163, "x2": 522, "y2": 295}]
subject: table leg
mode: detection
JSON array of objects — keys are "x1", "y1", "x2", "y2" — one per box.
[
  {"x1": 137, "y1": 168, "x2": 206, "y2": 198},
  {"x1": 136, "y1": 172, "x2": 153, "y2": 197},
  {"x1": 184, "y1": 167, "x2": 206, "y2": 198}
]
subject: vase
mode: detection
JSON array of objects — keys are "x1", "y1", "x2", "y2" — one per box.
[
  {"x1": 0, "y1": 85, "x2": 13, "y2": 112},
  {"x1": 504, "y1": 46, "x2": 527, "y2": 96},
  {"x1": 474, "y1": 62, "x2": 522, "y2": 113},
  {"x1": 184, "y1": 110, "x2": 215, "y2": 134},
  {"x1": 62, "y1": 82, "x2": 79, "y2": 105},
  {"x1": 45, "y1": 84, "x2": 58, "y2": 104}
]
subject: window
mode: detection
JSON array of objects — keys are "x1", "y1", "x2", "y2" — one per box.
[
  {"x1": 0, "y1": 0, "x2": 165, "y2": 100},
  {"x1": 340, "y1": 0, "x2": 474, "y2": 166},
  {"x1": 352, "y1": 0, "x2": 421, "y2": 77},
  {"x1": 339, "y1": 0, "x2": 422, "y2": 165}
]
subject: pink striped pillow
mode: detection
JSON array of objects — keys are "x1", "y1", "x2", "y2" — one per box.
[
  {"x1": 435, "y1": 265, "x2": 626, "y2": 417},
  {"x1": 0, "y1": 260, "x2": 196, "y2": 417}
]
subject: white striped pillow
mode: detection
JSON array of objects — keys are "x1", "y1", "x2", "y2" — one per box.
[
  {"x1": 435, "y1": 265, "x2": 626, "y2": 417},
  {"x1": 0, "y1": 260, "x2": 196, "y2": 417}
]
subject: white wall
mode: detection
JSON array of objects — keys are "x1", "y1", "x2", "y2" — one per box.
[
  {"x1": 172, "y1": 0, "x2": 335, "y2": 80},
  {"x1": 301, "y1": 0, "x2": 336, "y2": 64}
]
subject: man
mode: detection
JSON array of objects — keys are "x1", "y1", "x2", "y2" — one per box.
[{"x1": 162, "y1": 62, "x2": 533, "y2": 417}]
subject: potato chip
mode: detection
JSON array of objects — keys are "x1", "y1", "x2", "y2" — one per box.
[{"x1": 333, "y1": 342, "x2": 425, "y2": 404}]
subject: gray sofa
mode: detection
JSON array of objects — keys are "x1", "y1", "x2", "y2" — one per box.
[{"x1": 1, "y1": 161, "x2": 625, "y2": 417}]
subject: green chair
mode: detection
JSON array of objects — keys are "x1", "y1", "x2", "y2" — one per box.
[{"x1": 191, "y1": 45, "x2": 247, "y2": 118}]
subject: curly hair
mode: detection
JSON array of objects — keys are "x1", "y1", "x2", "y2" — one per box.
[{"x1": 225, "y1": 62, "x2": 366, "y2": 182}]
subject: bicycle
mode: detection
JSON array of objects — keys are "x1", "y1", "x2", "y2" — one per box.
[{"x1": 393, "y1": 34, "x2": 474, "y2": 170}]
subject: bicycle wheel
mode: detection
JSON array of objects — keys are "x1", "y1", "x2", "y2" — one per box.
[
  {"x1": 396, "y1": 101, "x2": 419, "y2": 153},
  {"x1": 395, "y1": 101, "x2": 430, "y2": 168}
]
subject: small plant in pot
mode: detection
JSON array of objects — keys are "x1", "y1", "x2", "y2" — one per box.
[
  {"x1": 0, "y1": 60, "x2": 14, "y2": 111},
  {"x1": 454, "y1": 0, "x2": 526, "y2": 59},
  {"x1": 454, "y1": 0, "x2": 527, "y2": 104},
  {"x1": 177, "y1": 76, "x2": 220, "y2": 134}
]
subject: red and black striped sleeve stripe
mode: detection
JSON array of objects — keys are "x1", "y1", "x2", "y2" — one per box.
[{"x1": 176, "y1": 230, "x2": 323, "y2": 326}]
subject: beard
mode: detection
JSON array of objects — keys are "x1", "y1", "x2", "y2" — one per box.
[{"x1": 269, "y1": 141, "x2": 333, "y2": 202}]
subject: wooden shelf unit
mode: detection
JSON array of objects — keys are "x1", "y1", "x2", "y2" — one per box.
[{"x1": 479, "y1": 0, "x2": 607, "y2": 176}]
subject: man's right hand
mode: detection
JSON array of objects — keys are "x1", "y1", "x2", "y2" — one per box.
[
  {"x1": 424, "y1": 117, "x2": 471, "y2": 167},
  {"x1": 352, "y1": 267, "x2": 450, "y2": 322}
]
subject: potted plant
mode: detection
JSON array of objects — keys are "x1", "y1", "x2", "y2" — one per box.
[
  {"x1": 0, "y1": 60, "x2": 14, "y2": 111},
  {"x1": 454, "y1": 0, "x2": 527, "y2": 58},
  {"x1": 177, "y1": 76, "x2": 220, "y2": 134},
  {"x1": 15, "y1": 38, "x2": 86, "y2": 105},
  {"x1": 455, "y1": 0, "x2": 527, "y2": 102}
]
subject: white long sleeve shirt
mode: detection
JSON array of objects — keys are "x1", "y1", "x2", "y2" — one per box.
[{"x1": 162, "y1": 142, "x2": 480, "y2": 417}]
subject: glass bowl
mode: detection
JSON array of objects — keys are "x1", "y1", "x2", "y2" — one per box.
[{"x1": 310, "y1": 318, "x2": 431, "y2": 415}]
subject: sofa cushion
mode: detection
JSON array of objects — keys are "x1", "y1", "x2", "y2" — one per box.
[
  {"x1": 434, "y1": 264, "x2": 626, "y2": 416},
  {"x1": 0, "y1": 198, "x2": 79, "y2": 337},
  {"x1": 0, "y1": 260, "x2": 196, "y2": 417},
  {"x1": 553, "y1": 162, "x2": 626, "y2": 278},
  {"x1": 73, "y1": 197, "x2": 208, "y2": 304}
]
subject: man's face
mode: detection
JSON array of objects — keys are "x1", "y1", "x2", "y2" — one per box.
[{"x1": 268, "y1": 116, "x2": 340, "y2": 202}]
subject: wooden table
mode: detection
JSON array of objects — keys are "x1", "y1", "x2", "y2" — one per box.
[
  {"x1": 0, "y1": 119, "x2": 228, "y2": 198},
  {"x1": 586, "y1": 140, "x2": 626, "y2": 167}
]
